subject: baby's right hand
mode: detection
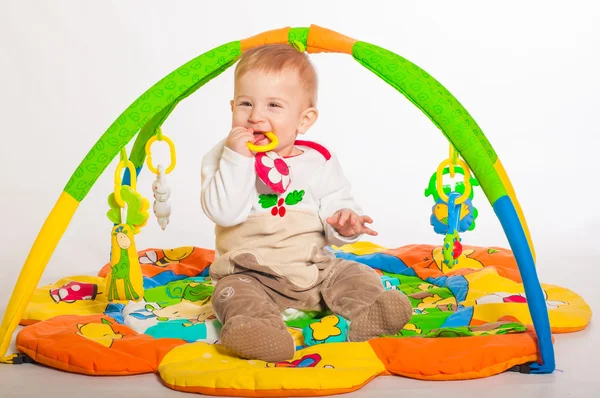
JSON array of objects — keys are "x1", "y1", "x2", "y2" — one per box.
[{"x1": 225, "y1": 126, "x2": 255, "y2": 158}]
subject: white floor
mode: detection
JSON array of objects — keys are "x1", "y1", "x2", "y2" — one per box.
[{"x1": 0, "y1": 315, "x2": 597, "y2": 398}]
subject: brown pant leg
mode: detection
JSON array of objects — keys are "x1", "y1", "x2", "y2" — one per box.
[
  {"x1": 221, "y1": 251, "x2": 327, "y2": 313},
  {"x1": 212, "y1": 274, "x2": 286, "y2": 330},
  {"x1": 320, "y1": 259, "x2": 385, "y2": 319},
  {"x1": 212, "y1": 274, "x2": 295, "y2": 362},
  {"x1": 321, "y1": 259, "x2": 413, "y2": 341}
]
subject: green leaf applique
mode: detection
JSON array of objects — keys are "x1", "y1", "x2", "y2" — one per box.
[
  {"x1": 285, "y1": 190, "x2": 305, "y2": 206},
  {"x1": 259, "y1": 194, "x2": 278, "y2": 208}
]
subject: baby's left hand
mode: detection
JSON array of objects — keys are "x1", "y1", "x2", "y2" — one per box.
[{"x1": 327, "y1": 209, "x2": 378, "y2": 237}]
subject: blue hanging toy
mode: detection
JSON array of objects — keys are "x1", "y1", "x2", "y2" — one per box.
[{"x1": 424, "y1": 145, "x2": 479, "y2": 268}]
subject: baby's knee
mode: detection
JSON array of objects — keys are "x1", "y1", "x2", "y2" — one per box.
[
  {"x1": 213, "y1": 277, "x2": 237, "y2": 302},
  {"x1": 348, "y1": 261, "x2": 385, "y2": 287},
  {"x1": 211, "y1": 276, "x2": 245, "y2": 316}
]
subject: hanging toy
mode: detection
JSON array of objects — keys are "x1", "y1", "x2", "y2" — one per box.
[
  {"x1": 425, "y1": 145, "x2": 477, "y2": 269},
  {"x1": 425, "y1": 145, "x2": 480, "y2": 234},
  {"x1": 442, "y1": 193, "x2": 464, "y2": 267},
  {"x1": 151, "y1": 165, "x2": 171, "y2": 230},
  {"x1": 145, "y1": 127, "x2": 176, "y2": 230},
  {"x1": 105, "y1": 148, "x2": 149, "y2": 302},
  {"x1": 247, "y1": 132, "x2": 292, "y2": 194},
  {"x1": 430, "y1": 189, "x2": 475, "y2": 235}
]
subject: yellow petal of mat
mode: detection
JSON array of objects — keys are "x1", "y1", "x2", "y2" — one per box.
[
  {"x1": 463, "y1": 268, "x2": 591, "y2": 332},
  {"x1": 158, "y1": 341, "x2": 385, "y2": 392}
]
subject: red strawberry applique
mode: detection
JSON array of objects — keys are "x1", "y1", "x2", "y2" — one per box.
[{"x1": 270, "y1": 199, "x2": 287, "y2": 217}]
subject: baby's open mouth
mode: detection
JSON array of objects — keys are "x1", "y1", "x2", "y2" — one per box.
[{"x1": 253, "y1": 131, "x2": 268, "y2": 142}]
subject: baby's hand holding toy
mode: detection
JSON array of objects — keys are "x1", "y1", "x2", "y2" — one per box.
[
  {"x1": 327, "y1": 209, "x2": 378, "y2": 237},
  {"x1": 226, "y1": 126, "x2": 256, "y2": 157}
]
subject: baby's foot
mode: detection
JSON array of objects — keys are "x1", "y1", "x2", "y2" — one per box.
[
  {"x1": 220, "y1": 315, "x2": 295, "y2": 362},
  {"x1": 348, "y1": 290, "x2": 412, "y2": 342}
]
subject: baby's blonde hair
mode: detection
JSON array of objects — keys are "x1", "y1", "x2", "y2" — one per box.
[{"x1": 234, "y1": 44, "x2": 318, "y2": 107}]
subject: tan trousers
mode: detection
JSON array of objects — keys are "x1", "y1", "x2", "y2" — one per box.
[{"x1": 212, "y1": 255, "x2": 385, "y2": 330}]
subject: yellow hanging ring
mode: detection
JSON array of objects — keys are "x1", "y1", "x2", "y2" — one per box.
[
  {"x1": 436, "y1": 158, "x2": 472, "y2": 205},
  {"x1": 247, "y1": 132, "x2": 279, "y2": 153},
  {"x1": 114, "y1": 148, "x2": 137, "y2": 208},
  {"x1": 145, "y1": 130, "x2": 177, "y2": 174},
  {"x1": 449, "y1": 145, "x2": 459, "y2": 178}
]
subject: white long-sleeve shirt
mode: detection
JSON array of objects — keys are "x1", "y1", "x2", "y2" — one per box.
[{"x1": 201, "y1": 139, "x2": 363, "y2": 248}]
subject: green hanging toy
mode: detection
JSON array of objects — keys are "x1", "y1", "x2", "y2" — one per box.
[
  {"x1": 424, "y1": 145, "x2": 479, "y2": 268},
  {"x1": 105, "y1": 148, "x2": 149, "y2": 302}
]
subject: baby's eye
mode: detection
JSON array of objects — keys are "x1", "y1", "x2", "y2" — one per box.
[
  {"x1": 239, "y1": 101, "x2": 252, "y2": 106},
  {"x1": 268, "y1": 103, "x2": 282, "y2": 108}
]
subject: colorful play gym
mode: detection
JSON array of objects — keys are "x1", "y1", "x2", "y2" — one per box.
[{"x1": 0, "y1": 25, "x2": 591, "y2": 396}]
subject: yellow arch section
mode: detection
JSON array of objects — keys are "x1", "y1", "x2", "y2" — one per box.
[{"x1": 0, "y1": 192, "x2": 79, "y2": 361}]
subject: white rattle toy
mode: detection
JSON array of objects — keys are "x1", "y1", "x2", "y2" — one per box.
[
  {"x1": 145, "y1": 127, "x2": 176, "y2": 230},
  {"x1": 152, "y1": 165, "x2": 171, "y2": 230}
]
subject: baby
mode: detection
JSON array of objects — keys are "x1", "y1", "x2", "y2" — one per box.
[{"x1": 201, "y1": 44, "x2": 412, "y2": 362}]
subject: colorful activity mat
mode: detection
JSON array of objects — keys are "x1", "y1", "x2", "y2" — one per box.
[
  {"x1": 16, "y1": 242, "x2": 590, "y2": 395},
  {"x1": 0, "y1": 24, "x2": 593, "y2": 396}
]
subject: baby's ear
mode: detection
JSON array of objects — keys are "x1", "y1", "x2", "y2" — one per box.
[
  {"x1": 230, "y1": 100, "x2": 234, "y2": 112},
  {"x1": 298, "y1": 107, "x2": 319, "y2": 135}
]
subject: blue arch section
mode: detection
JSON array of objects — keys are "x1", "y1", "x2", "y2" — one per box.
[{"x1": 494, "y1": 195, "x2": 555, "y2": 373}]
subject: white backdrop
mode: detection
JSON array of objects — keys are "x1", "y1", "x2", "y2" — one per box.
[{"x1": 1, "y1": 1, "x2": 599, "y2": 317}]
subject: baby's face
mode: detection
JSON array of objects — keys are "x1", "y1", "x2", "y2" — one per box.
[{"x1": 231, "y1": 68, "x2": 314, "y2": 156}]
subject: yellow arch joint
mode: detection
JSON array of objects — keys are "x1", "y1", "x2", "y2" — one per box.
[
  {"x1": 307, "y1": 24, "x2": 357, "y2": 55},
  {"x1": 240, "y1": 27, "x2": 291, "y2": 51},
  {"x1": 0, "y1": 191, "x2": 79, "y2": 359},
  {"x1": 494, "y1": 159, "x2": 536, "y2": 262}
]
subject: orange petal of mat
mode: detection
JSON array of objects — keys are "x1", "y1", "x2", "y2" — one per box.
[
  {"x1": 16, "y1": 314, "x2": 185, "y2": 375},
  {"x1": 369, "y1": 330, "x2": 544, "y2": 381}
]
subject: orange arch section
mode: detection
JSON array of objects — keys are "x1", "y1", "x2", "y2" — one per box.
[
  {"x1": 307, "y1": 24, "x2": 356, "y2": 54},
  {"x1": 240, "y1": 27, "x2": 290, "y2": 51}
]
